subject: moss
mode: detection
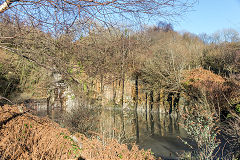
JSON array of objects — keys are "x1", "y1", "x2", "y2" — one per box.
[{"x1": 235, "y1": 104, "x2": 240, "y2": 113}]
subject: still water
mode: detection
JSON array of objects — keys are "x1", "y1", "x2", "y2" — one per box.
[
  {"x1": 33, "y1": 105, "x2": 194, "y2": 159},
  {"x1": 90, "y1": 108, "x2": 193, "y2": 159}
]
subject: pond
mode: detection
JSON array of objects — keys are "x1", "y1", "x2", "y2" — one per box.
[
  {"x1": 91, "y1": 108, "x2": 194, "y2": 159},
  {"x1": 32, "y1": 103, "x2": 194, "y2": 159}
]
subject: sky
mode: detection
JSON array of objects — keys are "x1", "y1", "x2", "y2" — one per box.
[{"x1": 174, "y1": 0, "x2": 240, "y2": 35}]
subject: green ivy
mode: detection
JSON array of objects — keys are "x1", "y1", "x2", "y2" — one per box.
[{"x1": 235, "y1": 104, "x2": 240, "y2": 113}]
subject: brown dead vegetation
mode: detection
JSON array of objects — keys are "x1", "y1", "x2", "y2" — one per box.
[
  {"x1": 183, "y1": 68, "x2": 240, "y2": 100},
  {"x1": 182, "y1": 67, "x2": 240, "y2": 117},
  {"x1": 0, "y1": 105, "x2": 155, "y2": 160},
  {"x1": 182, "y1": 68, "x2": 226, "y2": 104},
  {"x1": 183, "y1": 67, "x2": 225, "y2": 88}
]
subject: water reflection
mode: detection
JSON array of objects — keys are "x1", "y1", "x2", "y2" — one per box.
[
  {"x1": 91, "y1": 108, "x2": 190, "y2": 159},
  {"x1": 168, "y1": 115, "x2": 173, "y2": 134},
  {"x1": 33, "y1": 105, "x2": 192, "y2": 159},
  {"x1": 150, "y1": 112, "x2": 155, "y2": 135},
  {"x1": 134, "y1": 110, "x2": 140, "y2": 143}
]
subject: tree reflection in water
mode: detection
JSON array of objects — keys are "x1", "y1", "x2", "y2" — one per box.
[{"x1": 40, "y1": 104, "x2": 189, "y2": 159}]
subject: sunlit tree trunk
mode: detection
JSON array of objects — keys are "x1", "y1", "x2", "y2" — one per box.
[
  {"x1": 145, "y1": 92, "x2": 148, "y2": 131},
  {"x1": 47, "y1": 96, "x2": 51, "y2": 116},
  {"x1": 112, "y1": 80, "x2": 116, "y2": 104}
]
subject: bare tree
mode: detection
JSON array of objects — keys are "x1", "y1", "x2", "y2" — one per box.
[
  {"x1": 0, "y1": 0, "x2": 197, "y2": 32},
  {"x1": 200, "y1": 29, "x2": 240, "y2": 44}
]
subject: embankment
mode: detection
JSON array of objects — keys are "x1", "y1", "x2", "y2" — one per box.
[{"x1": 0, "y1": 105, "x2": 155, "y2": 160}]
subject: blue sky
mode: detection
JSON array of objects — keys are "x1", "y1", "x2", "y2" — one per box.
[{"x1": 174, "y1": 0, "x2": 240, "y2": 35}]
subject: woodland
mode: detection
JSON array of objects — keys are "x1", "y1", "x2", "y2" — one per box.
[{"x1": 0, "y1": 0, "x2": 239, "y2": 159}]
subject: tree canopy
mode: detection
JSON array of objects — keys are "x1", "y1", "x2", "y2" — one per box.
[{"x1": 0, "y1": 0, "x2": 197, "y2": 32}]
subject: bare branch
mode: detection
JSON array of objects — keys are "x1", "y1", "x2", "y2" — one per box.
[
  {"x1": 0, "y1": 0, "x2": 197, "y2": 31},
  {"x1": 0, "y1": 0, "x2": 19, "y2": 13},
  {"x1": 0, "y1": 44, "x2": 81, "y2": 84}
]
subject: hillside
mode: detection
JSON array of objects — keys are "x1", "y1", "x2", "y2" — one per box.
[{"x1": 0, "y1": 105, "x2": 155, "y2": 160}]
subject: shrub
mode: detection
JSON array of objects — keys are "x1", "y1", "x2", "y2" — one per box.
[
  {"x1": 179, "y1": 100, "x2": 221, "y2": 160},
  {"x1": 221, "y1": 112, "x2": 240, "y2": 159},
  {"x1": 61, "y1": 103, "x2": 99, "y2": 136}
]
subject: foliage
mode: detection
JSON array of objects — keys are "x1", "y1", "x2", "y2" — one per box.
[
  {"x1": 179, "y1": 101, "x2": 221, "y2": 160},
  {"x1": 235, "y1": 104, "x2": 240, "y2": 113}
]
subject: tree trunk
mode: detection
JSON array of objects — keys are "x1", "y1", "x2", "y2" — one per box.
[
  {"x1": 134, "y1": 74, "x2": 139, "y2": 143},
  {"x1": 150, "y1": 90, "x2": 154, "y2": 111},
  {"x1": 47, "y1": 96, "x2": 51, "y2": 116},
  {"x1": 112, "y1": 80, "x2": 116, "y2": 104},
  {"x1": 157, "y1": 92, "x2": 160, "y2": 113},
  {"x1": 174, "y1": 93, "x2": 180, "y2": 115},
  {"x1": 145, "y1": 92, "x2": 148, "y2": 131},
  {"x1": 121, "y1": 74, "x2": 125, "y2": 108},
  {"x1": 100, "y1": 75, "x2": 104, "y2": 93},
  {"x1": 120, "y1": 75, "x2": 126, "y2": 141},
  {"x1": 149, "y1": 90, "x2": 154, "y2": 135},
  {"x1": 135, "y1": 74, "x2": 138, "y2": 111},
  {"x1": 168, "y1": 92, "x2": 174, "y2": 115}
]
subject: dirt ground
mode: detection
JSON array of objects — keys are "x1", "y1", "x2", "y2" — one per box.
[{"x1": 0, "y1": 105, "x2": 155, "y2": 160}]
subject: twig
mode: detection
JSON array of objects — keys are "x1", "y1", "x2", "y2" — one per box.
[{"x1": 0, "y1": 95, "x2": 13, "y2": 104}]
